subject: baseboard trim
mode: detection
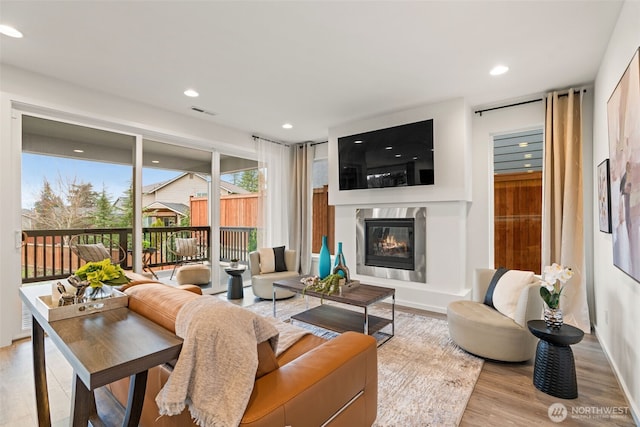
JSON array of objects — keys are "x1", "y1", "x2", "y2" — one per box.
[{"x1": 593, "y1": 324, "x2": 639, "y2": 425}]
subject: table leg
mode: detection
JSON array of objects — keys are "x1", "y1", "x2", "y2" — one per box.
[
  {"x1": 391, "y1": 294, "x2": 395, "y2": 337},
  {"x1": 273, "y1": 288, "x2": 277, "y2": 317},
  {"x1": 32, "y1": 318, "x2": 51, "y2": 427},
  {"x1": 123, "y1": 371, "x2": 149, "y2": 427},
  {"x1": 364, "y1": 306, "x2": 369, "y2": 335},
  {"x1": 70, "y1": 374, "x2": 95, "y2": 427}
]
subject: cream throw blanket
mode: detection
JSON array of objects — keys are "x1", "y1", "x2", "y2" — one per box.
[{"x1": 155, "y1": 297, "x2": 308, "y2": 427}]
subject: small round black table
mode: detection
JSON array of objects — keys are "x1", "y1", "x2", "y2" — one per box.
[
  {"x1": 225, "y1": 267, "x2": 246, "y2": 299},
  {"x1": 527, "y1": 320, "x2": 584, "y2": 399}
]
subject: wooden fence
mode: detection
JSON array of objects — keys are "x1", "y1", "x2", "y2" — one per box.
[
  {"x1": 494, "y1": 171, "x2": 542, "y2": 274},
  {"x1": 194, "y1": 187, "x2": 335, "y2": 254}
]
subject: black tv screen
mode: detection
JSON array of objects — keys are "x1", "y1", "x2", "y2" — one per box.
[{"x1": 338, "y1": 119, "x2": 434, "y2": 190}]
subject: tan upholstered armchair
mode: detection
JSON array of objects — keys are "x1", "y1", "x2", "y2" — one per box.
[
  {"x1": 249, "y1": 248, "x2": 298, "y2": 299},
  {"x1": 447, "y1": 268, "x2": 543, "y2": 362}
]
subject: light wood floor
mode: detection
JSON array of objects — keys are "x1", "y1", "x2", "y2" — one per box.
[{"x1": 1, "y1": 289, "x2": 635, "y2": 426}]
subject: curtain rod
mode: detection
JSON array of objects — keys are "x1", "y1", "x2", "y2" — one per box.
[
  {"x1": 252, "y1": 135, "x2": 289, "y2": 146},
  {"x1": 474, "y1": 89, "x2": 587, "y2": 116}
]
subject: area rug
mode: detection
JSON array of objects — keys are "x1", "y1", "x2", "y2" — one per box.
[{"x1": 246, "y1": 297, "x2": 483, "y2": 426}]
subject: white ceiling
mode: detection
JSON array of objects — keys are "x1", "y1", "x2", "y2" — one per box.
[{"x1": 0, "y1": 0, "x2": 624, "y2": 144}]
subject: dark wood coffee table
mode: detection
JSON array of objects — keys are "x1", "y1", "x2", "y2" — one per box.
[{"x1": 273, "y1": 276, "x2": 395, "y2": 345}]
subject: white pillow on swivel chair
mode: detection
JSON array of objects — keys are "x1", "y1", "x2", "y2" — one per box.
[{"x1": 491, "y1": 270, "x2": 534, "y2": 321}]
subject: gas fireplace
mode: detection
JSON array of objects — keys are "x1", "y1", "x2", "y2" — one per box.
[
  {"x1": 365, "y1": 219, "x2": 414, "y2": 270},
  {"x1": 356, "y1": 207, "x2": 426, "y2": 283}
]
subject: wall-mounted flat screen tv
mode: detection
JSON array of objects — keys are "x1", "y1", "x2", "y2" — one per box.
[{"x1": 338, "y1": 119, "x2": 434, "y2": 190}]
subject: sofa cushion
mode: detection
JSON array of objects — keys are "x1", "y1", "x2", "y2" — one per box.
[{"x1": 492, "y1": 270, "x2": 534, "y2": 320}]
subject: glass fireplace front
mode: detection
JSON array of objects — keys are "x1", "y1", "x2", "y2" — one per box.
[{"x1": 364, "y1": 218, "x2": 415, "y2": 270}]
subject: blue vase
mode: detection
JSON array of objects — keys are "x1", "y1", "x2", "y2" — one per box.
[
  {"x1": 334, "y1": 242, "x2": 346, "y2": 277},
  {"x1": 318, "y1": 236, "x2": 331, "y2": 279}
]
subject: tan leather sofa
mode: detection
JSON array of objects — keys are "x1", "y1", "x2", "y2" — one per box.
[
  {"x1": 249, "y1": 249, "x2": 298, "y2": 299},
  {"x1": 106, "y1": 281, "x2": 378, "y2": 426},
  {"x1": 447, "y1": 268, "x2": 543, "y2": 362}
]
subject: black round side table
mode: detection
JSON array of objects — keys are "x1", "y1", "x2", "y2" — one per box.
[
  {"x1": 527, "y1": 320, "x2": 584, "y2": 399},
  {"x1": 225, "y1": 267, "x2": 246, "y2": 299}
]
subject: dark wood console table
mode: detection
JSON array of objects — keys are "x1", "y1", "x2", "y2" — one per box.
[{"x1": 20, "y1": 284, "x2": 183, "y2": 426}]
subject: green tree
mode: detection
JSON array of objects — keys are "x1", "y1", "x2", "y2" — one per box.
[
  {"x1": 93, "y1": 186, "x2": 115, "y2": 227},
  {"x1": 179, "y1": 209, "x2": 191, "y2": 226},
  {"x1": 237, "y1": 169, "x2": 258, "y2": 193},
  {"x1": 33, "y1": 178, "x2": 63, "y2": 229},
  {"x1": 116, "y1": 183, "x2": 134, "y2": 228}
]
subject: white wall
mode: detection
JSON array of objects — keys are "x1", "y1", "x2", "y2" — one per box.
[
  {"x1": 592, "y1": 0, "x2": 640, "y2": 420},
  {"x1": 327, "y1": 98, "x2": 473, "y2": 312},
  {"x1": 0, "y1": 65, "x2": 257, "y2": 347}
]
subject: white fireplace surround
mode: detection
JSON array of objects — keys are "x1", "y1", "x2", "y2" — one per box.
[{"x1": 355, "y1": 207, "x2": 426, "y2": 283}]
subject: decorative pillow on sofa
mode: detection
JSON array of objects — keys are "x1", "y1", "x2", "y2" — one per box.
[
  {"x1": 491, "y1": 270, "x2": 535, "y2": 321},
  {"x1": 259, "y1": 246, "x2": 287, "y2": 274}
]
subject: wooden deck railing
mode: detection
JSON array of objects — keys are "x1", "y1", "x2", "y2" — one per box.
[{"x1": 20, "y1": 226, "x2": 259, "y2": 283}]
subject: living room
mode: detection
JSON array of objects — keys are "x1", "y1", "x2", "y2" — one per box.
[{"x1": 1, "y1": 1, "x2": 639, "y2": 426}]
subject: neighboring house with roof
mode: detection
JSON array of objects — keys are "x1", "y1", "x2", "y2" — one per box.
[{"x1": 141, "y1": 172, "x2": 249, "y2": 226}]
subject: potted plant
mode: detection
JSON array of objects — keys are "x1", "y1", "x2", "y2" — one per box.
[
  {"x1": 229, "y1": 258, "x2": 239, "y2": 268},
  {"x1": 539, "y1": 263, "x2": 573, "y2": 329},
  {"x1": 69, "y1": 259, "x2": 130, "y2": 300}
]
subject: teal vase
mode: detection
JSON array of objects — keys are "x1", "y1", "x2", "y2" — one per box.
[
  {"x1": 333, "y1": 242, "x2": 346, "y2": 277},
  {"x1": 318, "y1": 236, "x2": 331, "y2": 279}
]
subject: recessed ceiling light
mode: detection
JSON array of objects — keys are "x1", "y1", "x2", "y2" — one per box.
[
  {"x1": 354, "y1": 140, "x2": 363, "y2": 144},
  {"x1": 395, "y1": 154, "x2": 402, "y2": 158},
  {"x1": 385, "y1": 146, "x2": 393, "y2": 150},
  {"x1": 282, "y1": 123, "x2": 293, "y2": 129},
  {"x1": 184, "y1": 89, "x2": 199, "y2": 98},
  {"x1": 524, "y1": 153, "x2": 533, "y2": 159},
  {"x1": 0, "y1": 25, "x2": 23, "y2": 38},
  {"x1": 413, "y1": 156, "x2": 419, "y2": 160},
  {"x1": 73, "y1": 149, "x2": 84, "y2": 153},
  {"x1": 527, "y1": 170, "x2": 534, "y2": 173},
  {"x1": 519, "y1": 142, "x2": 529, "y2": 148},
  {"x1": 151, "y1": 160, "x2": 160, "y2": 164},
  {"x1": 524, "y1": 163, "x2": 532, "y2": 168},
  {"x1": 490, "y1": 65, "x2": 509, "y2": 76}
]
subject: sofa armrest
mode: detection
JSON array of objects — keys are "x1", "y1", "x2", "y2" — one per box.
[{"x1": 241, "y1": 332, "x2": 377, "y2": 427}]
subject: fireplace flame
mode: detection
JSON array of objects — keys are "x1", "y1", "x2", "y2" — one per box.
[{"x1": 380, "y1": 235, "x2": 407, "y2": 252}]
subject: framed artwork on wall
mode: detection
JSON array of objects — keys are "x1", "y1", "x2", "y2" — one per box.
[
  {"x1": 598, "y1": 159, "x2": 612, "y2": 233},
  {"x1": 607, "y1": 47, "x2": 640, "y2": 283}
]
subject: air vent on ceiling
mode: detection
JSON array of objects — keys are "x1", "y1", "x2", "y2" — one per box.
[{"x1": 191, "y1": 106, "x2": 217, "y2": 116}]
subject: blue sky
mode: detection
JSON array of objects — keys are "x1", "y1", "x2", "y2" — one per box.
[{"x1": 21, "y1": 154, "x2": 181, "y2": 209}]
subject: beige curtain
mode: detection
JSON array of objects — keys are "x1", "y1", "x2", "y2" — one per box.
[
  {"x1": 543, "y1": 89, "x2": 590, "y2": 333},
  {"x1": 290, "y1": 144, "x2": 313, "y2": 274}
]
